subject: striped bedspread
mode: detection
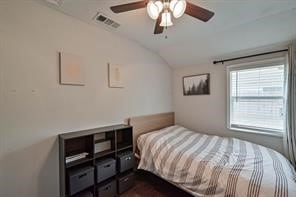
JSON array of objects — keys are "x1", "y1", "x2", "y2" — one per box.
[{"x1": 137, "y1": 125, "x2": 296, "y2": 197}]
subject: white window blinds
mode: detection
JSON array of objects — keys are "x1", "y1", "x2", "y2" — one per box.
[{"x1": 228, "y1": 60, "x2": 286, "y2": 134}]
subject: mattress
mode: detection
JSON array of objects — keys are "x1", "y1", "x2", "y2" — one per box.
[{"x1": 137, "y1": 125, "x2": 296, "y2": 197}]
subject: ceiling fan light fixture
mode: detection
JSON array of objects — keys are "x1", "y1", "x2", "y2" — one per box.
[
  {"x1": 160, "y1": 10, "x2": 173, "y2": 27},
  {"x1": 110, "y1": 0, "x2": 214, "y2": 35},
  {"x1": 147, "y1": 0, "x2": 163, "y2": 20},
  {"x1": 170, "y1": 0, "x2": 187, "y2": 18}
]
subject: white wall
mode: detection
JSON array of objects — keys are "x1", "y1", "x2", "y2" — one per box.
[
  {"x1": 0, "y1": 1, "x2": 172, "y2": 197},
  {"x1": 173, "y1": 63, "x2": 285, "y2": 154}
]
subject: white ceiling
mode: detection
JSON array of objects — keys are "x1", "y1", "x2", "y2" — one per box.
[{"x1": 41, "y1": 0, "x2": 296, "y2": 67}]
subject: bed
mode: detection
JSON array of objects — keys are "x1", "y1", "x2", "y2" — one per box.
[{"x1": 127, "y1": 112, "x2": 296, "y2": 197}]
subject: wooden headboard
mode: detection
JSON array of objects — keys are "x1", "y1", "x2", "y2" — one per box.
[{"x1": 125, "y1": 112, "x2": 175, "y2": 153}]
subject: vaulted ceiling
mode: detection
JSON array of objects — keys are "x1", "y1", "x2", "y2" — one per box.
[{"x1": 40, "y1": 0, "x2": 296, "y2": 67}]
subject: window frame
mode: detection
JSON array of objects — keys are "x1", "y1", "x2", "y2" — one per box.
[{"x1": 226, "y1": 57, "x2": 287, "y2": 137}]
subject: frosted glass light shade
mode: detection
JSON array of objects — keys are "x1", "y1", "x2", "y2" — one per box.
[
  {"x1": 154, "y1": 1, "x2": 163, "y2": 13},
  {"x1": 160, "y1": 11, "x2": 173, "y2": 27},
  {"x1": 147, "y1": 0, "x2": 163, "y2": 20},
  {"x1": 170, "y1": 0, "x2": 186, "y2": 18},
  {"x1": 147, "y1": 1, "x2": 159, "y2": 19}
]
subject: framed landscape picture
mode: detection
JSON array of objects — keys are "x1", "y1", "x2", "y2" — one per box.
[{"x1": 183, "y1": 73, "x2": 210, "y2": 95}]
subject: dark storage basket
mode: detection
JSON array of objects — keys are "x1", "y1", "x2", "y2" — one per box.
[
  {"x1": 67, "y1": 166, "x2": 94, "y2": 196},
  {"x1": 97, "y1": 180, "x2": 117, "y2": 197},
  {"x1": 72, "y1": 190, "x2": 93, "y2": 197},
  {"x1": 96, "y1": 158, "x2": 116, "y2": 183},
  {"x1": 117, "y1": 151, "x2": 134, "y2": 173},
  {"x1": 118, "y1": 172, "x2": 135, "y2": 194}
]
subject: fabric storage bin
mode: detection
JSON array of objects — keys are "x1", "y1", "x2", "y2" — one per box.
[
  {"x1": 72, "y1": 190, "x2": 93, "y2": 197},
  {"x1": 96, "y1": 158, "x2": 116, "y2": 183},
  {"x1": 97, "y1": 180, "x2": 117, "y2": 197},
  {"x1": 118, "y1": 172, "x2": 134, "y2": 194},
  {"x1": 67, "y1": 166, "x2": 94, "y2": 196},
  {"x1": 117, "y1": 151, "x2": 134, "y2": 173}
]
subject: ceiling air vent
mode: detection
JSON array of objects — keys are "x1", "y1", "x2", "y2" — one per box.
[
  {"x1": 45, "y1": 0, "x2": 63, "y2": 6},
  {"x1": 94, "y1": 13, "x2": 120, "y2": 29}
]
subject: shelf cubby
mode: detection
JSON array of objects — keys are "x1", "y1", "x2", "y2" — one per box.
[{"x1": 116, "y1": 128, "x2": 133, "y2": 151}]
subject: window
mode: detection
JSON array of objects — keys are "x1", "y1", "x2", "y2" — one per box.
[{"x1": 227, "y1": 58, "x2": 286, "y2": 136}]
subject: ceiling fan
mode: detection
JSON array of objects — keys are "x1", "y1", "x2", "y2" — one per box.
[{"x1": 110, "y1": 0, "x2": 214, "y2": 35}]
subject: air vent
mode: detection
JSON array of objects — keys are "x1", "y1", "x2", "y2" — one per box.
[
  {"x1": 45, "y1": 0, "x2": 63, "y2": 6},
  {"x1": 94, "y1": 13, "x2": 120, "y2": 29}
]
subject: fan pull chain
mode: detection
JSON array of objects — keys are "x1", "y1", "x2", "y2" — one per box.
[{"x1": 165, "y1": 26, "x2": 168, "y2": 39}]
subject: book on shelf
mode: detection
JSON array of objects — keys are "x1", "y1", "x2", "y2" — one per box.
[{"x1": 66, "y1": 152, "x2": 89, "y2": 163}]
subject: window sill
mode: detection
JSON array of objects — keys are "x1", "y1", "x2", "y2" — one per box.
[{"x1": 229, "y1": 127, "x2": 284, "y2": 138}]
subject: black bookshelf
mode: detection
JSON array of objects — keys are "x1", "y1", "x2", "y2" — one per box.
[{"x1": 59, "y1": 124, "x2": 133, "y2": 197}]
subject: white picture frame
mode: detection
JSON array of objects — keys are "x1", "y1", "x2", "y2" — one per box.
[
  {"x1": 59, "y1": 52, "x2": 85, "y2": 86},
  {"x1": 108, "y1": 63, "x2": 124, "y2": 88}
]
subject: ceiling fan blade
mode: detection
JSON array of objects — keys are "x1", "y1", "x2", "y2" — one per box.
[
  {"x1": 110, "y1": 1, "x2": 148, "y2": 13},
  {"x1": 154, "y1": 16, "x2": 164, "y2": 34},
  {"x1": 185, "y1": 2, "x2": 214, "y2": 22}
]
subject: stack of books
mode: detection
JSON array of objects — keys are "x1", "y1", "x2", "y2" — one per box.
[{"x1": 66, "y1": 152, "x2": 89, "y2": 163}]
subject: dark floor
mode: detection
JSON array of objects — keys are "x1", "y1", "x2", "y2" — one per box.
[{"x1": 121, "y1": 170, "x2": 193, "y2": 197}]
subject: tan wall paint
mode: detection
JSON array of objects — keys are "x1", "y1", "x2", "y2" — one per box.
[
  {"x1": 173, "y1": 63, "x2": 284, "y2": 154},
  {"x1": 0, "y1": 1, "x2": 172, "y2": 197}
]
